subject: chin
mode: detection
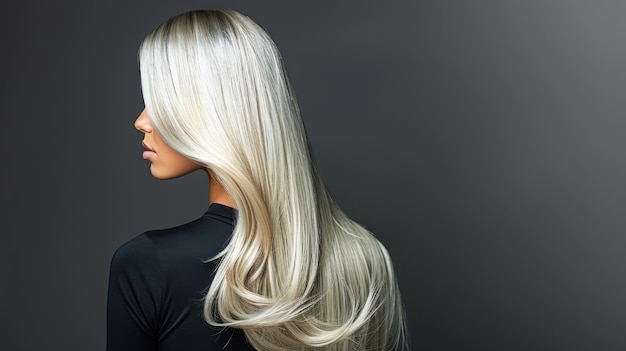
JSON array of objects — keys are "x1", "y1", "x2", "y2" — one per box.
[
  {"x1": 150, "y1": 165, "x2": 200, "y2": 180},
  {"x1": 149, "y1": 166, "x2": 177, "y2": 180}
]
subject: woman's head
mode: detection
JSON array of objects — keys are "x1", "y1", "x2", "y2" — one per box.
[{"x1": 138, "y1": 10, "x2": 310, "y2": 203}]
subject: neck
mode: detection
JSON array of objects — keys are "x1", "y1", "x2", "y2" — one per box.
[{"x1": 207, "y1": 171, "x2": 236, "y2": 208}]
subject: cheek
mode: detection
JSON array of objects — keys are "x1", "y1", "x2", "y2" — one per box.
[{"x1": 172, "y1": 155, "x2": 203, "y2": 174}]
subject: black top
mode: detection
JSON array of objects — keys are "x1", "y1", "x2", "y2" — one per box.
[{"x1": 106, "y1": 204, "x2": 253, "y2": 350}]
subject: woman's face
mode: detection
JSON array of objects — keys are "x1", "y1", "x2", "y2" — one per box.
[{"x1": 134, "y1": 108, "x2": 203, "y2": 179}]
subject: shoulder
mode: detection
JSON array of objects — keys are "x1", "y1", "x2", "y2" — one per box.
[
  {"x1": 140, "y1": 214, "x2": 234, "y2": 262},
  {"x1": 109, "y1": 233, "x2": 165, "y2": 291},
  {"x1": 109, "y1": 213, "x2": 233, "y2": 286},
  {"x1": 111, "y1": 233, "x2": 160, "y2": 270},
  {"x1": 109, "y1": 209, "x2": 234, "y2": 291}
]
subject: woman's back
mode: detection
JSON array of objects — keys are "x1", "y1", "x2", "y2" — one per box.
[{"x1": 107, "y1": 204, "x2": 253, "y2": 350}]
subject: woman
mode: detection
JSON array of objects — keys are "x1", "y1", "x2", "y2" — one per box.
[{"x1": 107, "y1": 9, "x2": 408, "y2": 351}]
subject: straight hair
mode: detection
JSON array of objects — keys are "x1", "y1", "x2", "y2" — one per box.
[{"x1": 138, "y1": 9, "x2": 408, "y2": 350}]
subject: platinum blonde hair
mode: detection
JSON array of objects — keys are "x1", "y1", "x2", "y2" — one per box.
[{"x1": 139, "y1": 10, "x2": 408, "y2": 350}]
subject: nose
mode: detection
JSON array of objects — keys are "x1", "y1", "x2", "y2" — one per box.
[{"x1": 134, "y1": 108, "x2": 152, "y2": 133}]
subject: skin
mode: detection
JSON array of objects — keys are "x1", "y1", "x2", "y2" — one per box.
[{"x1": 134, "y1": 108, "x2": 236, "y2": 208}]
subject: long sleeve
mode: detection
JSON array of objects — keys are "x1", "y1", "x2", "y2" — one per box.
[{"x1": 107, "y1": 234, "x2": 164, "y2": 351}]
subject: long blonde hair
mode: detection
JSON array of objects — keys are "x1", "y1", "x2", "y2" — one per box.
[{"x1": 139, "y1": 10, "x2": 407, "y2": 350}]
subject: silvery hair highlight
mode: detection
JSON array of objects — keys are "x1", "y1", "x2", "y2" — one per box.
[{"x1": 138, "y1": 10, "x2": 408, "y2": 350}]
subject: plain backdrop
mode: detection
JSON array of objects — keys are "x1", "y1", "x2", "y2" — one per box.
[{"x1": 2, "y1": 0, "x2": 626, "y2": 350}]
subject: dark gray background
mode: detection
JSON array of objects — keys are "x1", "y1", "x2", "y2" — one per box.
[{"x1": 2, "y1": 0, "x2": 626, "y2": 350}]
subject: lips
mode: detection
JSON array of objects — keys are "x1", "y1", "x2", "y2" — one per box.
[
  {"x1": 142, "y1": 141, "x2": 156, "y2": 159},
  {"x1": 142, "y1": 140, "x2": 155, "y2": 152}
]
